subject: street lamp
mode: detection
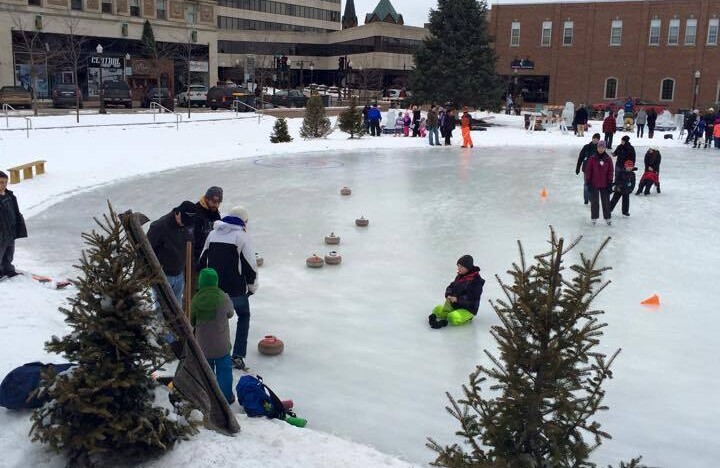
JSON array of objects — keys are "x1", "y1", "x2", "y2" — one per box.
[
  {"x1": 309, "y1": 61, "x2": 315, "y2": 87},
  {"x1": 692, "y1": 70, "x2": 701, "y2": 110},
  {"x1": 96, "y1": 44, "x2": 106, "y2": 114}
]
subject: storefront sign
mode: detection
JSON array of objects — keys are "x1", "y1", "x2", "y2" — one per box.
[
  {"x1": 89, "y1": 56, "x2": 124, "y2": 69},
  {"x1": 189, "y1": 61, "x2": 209, "y2": 72},
  {"x1": 511, "y1": 58, "x2": 534, "y2": 70}
]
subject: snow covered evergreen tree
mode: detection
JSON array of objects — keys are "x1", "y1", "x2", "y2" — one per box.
[
  {"x1": 337, "y1": 98, "x2": 366, "y2": 139},
  {"x1": 30, "y1": 205, "x2": 196, "y2": 467},
  {"x1": 427, "y1": 229, "x2": 643, "y2": 468},
  {"x1": 270, "y1": 117, "x2": 293, "y2": 143},
  {"x1": 300, "y1": 95, "x2": 332, "y2": 139},
  {"x1": 411, "y1": 0, "x2": 503, "y2": 110}
]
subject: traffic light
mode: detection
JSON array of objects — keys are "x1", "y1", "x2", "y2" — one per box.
[{"x1": 338, "y1": 56, "x2": 345, "y2": 71}]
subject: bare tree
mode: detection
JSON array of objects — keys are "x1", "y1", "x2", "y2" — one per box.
[
  {"x1": 58, "y1": 17, "x2": 87, "y2": 123},
  {"x1": 141, "y1": 20, "x2": 178, "y2": 109},
  {"x1": 355, "y1": 59, "x2": 384, "y2": 103},
  {"x1": 253, "y1": 55, "x2": 274, "y2": 108},
  {"x1": 170, "y1": 31, "x2": 199, "y2": 118}
]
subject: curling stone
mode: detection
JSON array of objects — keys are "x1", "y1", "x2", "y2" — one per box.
[
  {"x1": 355, "y1": 216, "x2": 369, "y2": 227},
  {"x1": 325, "y1": 232, "x2": 340, "y2": 245},
  {"x1": 258, "y1": 335, "x2": 284, "y2": 356},
  {"x1": 306, "y1": 254, "x2": 325, "y2": 268},
  {"x1": 325, "y1": 251, "x2": 342, "y2": 265},
  {"x1": 255, "y1": 253, "x2": 264, "y2": 267},
  {"x1": 340, "y1": 186, "x2": 352, "y2": 196}
]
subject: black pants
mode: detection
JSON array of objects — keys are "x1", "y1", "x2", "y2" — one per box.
[
  {"x1": 636, "y1": 124, "x2": 645, "y2": 138},
  {"x1": 444, "y1": 130, "x2": 452, "y2": 145},
  {"x1": 610, "y1": 191, "x2": 630, "y2": 215},
  {"x1": 705, "y1": 127, "x2": 713, "y2": 147},
  {"x1": 370, "y1": 120, "x2": 381, "y2": 136},
  {"x1": 604, "y1": 132, "x2": 614, "y2": 149},
  {"x1": 0, "y1": 240, "x2": 16, "y2": 276},
  {"x1": 685, "y1": 129, "x2": 694, "y2": 144},
  {"x1": 589, "y1": 187, "x2": 611, "y2": 220},
  {"x1": 636, "y1": 179, "x2": 659, "y2": 195},
  {"x1": 648, "y1": 123, "x2": 655, "y2": 139},
  {"x1": 412, "y1": 121, "x2": 420, "y2": 137}
]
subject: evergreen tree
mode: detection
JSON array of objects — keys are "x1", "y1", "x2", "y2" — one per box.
[
  {"x1": 31, "y1": 205, "x2": 196, "y2": 467},
  {"x1": 300, "y1": 95, "x2": 332, "y2": 139},
  {"x1": 270, "y1": 117, "x2": 293, "y2": 143},
  {"x1": 427, "y1": 229, "x2": 643, "y2": 468},
  {"x1": 338, "y1": 98, "x2": 366, "y2": 138},
  {"x1": 411, "y1": 0, "x2": 503, "y2": 111},
  {"x1": 141, "y1": 20, "x2": 156, "y2": 55}
]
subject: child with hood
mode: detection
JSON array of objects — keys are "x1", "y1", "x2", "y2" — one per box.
[
  {"x1": 428, "y1": 255, "x2": 485, "y2": 329},
  {"x1": 191, "y1": 267, "x2": 236, "y2": 403},
  {"x1": 402, "y1": 112, "x2": 411, "y2": 137}
]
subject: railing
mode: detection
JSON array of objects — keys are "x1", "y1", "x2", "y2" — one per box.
[
  {"x1": 232, "y1": 99, "x2": 263, "y2": 124},
  {"x1": 150, "y1": 101, "x2": 182, "y2": 130},
  {"x1": 3, "y1": 103, "x2": 16, "y2": 128},
  {"x1": 25, "y1": 117, "x2": 32, "y2": 138}
]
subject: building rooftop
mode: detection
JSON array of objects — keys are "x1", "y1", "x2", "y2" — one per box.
[{"x1": 365, "y1": 0, "x2": 404, "y2": 26}]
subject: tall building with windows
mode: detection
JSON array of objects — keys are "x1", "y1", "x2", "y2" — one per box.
[{"x1": 489, "y1": 0, "x2": 720, "y2": 110}]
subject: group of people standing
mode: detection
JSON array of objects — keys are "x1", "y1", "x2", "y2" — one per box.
[
  {"x1": 683, "y1": 108, "x2": 720, "y2": 149},
  {"x1": 147, "y1": 186, "x2": 258, "y2": 404},
  {"x1": 602, "y1": 106, "x2": 660, "y2": 148},
  {"x1": 576, "y1": 133, "x2": 662, "y2": 224}
]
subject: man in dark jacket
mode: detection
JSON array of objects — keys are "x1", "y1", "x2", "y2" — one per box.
[
  {"x1": 574, "y1": 104, "x2": 589, "y2": 137},
  {"x1": 442, "y1": 109, "x2": 456, "y2": 146},
  {"x1": 584, "y1": 140, "x2": 615, "y2": 225},
  {"x1": 612, "y1": 135, "x2": 636, "y2": 174},
  {"x1": 427, "y1": 105, "x2": 440, "y2": 146},
  {"x1": 412, "y1": 105, "x2": 422, "y2": 137},
  {"x1": 0, "y1": 171, "x2": 27, "y2": 278},
  {"x1": 429, "y1": 255, "x2": 485, "y2": 329},
  {"x1": 194, "y1": 186, "x2": 223, "y2": 266},
  {"x1": 576, "y1": 133, "x2": 600, "y2": 204},
  {"x1": 147, "y1": 200, "x2": 196, "y2": 303}
]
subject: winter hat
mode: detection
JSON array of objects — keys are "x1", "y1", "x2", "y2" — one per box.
[
  {"x1": 174, "y1": 201, "x2": 197, "y2": 226},
  {"x1": 228, "y1": 206, "x2": 249, "y2": 223},
  {"x1": 597, "y1": 140, "x2": 607, "y2": 149},
  {"x1": 0, "y1": 171, "x2": 7, "y2": 180},
  {"x1": 624, "y1": 159, "x2": 635, "y2": 169},
  {"x1": 621, "y1": 135, "x2": 630, "y2": 142},
  {"x1": 457, "y1": 255, "x2": 475, "y2": 270},
  {"x1": 198, "y1": 268, "x2": 219, "y2": 289},
  {"x1": 205, "y1": 186, "x2": 223, "y2": 202}
]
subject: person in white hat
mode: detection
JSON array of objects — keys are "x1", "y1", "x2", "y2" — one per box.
[{"x1": 198, "y1": 205, "x2": 258, "y2": 371}]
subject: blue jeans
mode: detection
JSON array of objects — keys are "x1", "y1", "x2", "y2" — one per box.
[
  {"x1": 231, "y1": 295, "x2": 251, "y2": 358},
  {"x1": 207, "y1": 354, "x2": 234, "y2": 402},
  {"x1": 428, "y1": 126, "x2": 440, "y2": 145},
  {"x1": 166, "y1": 273, "x2": 184, "y2": 304}
]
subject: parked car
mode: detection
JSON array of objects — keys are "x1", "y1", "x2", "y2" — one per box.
[
  {"x1": 0, "y1": 86, "x2": 32, "y2": 109},
  {"x1": 52, "y1": 84, "x2": 83, "y2": 109},
  {"x1": 101, "y1": 81, "x2": 132, "y2": 109},
  {"x1": 177, "y1": 84, "x2": 208, "y2": 107},
  {"x1": 592, "y1": 98, "x2": 666, "y2": 116},
  {"x1": 270, "y1": 89, "x2": 308, "y2": 108},
  {"x1": 206, "y1": 84, "x2": 254, "y2": 111},
  {"x1": 141, "y1": 87, "x2": 174, "y2": 111}
]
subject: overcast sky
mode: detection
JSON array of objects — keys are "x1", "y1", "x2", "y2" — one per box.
[{"x1": 350, "y1": 0, "x2": 643, "y2": 27}]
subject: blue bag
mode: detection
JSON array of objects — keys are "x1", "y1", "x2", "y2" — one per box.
[
  {"x1": 0, "y1": 362, "x2": 74, "y2": 410},
  {"x1": 235, "y1": 375, "x2": 287, "y2": 419}
]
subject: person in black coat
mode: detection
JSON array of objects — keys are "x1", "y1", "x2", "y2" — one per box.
[
  {"x1": 412, "y1": 105, "x2": 422, "y2": 137},
  {"x1": 646, "y1": 108, "x2": 658, "y2": 139},
  {"x1": 147, "y1": 201, "x2": 196, "y2": 303},
  {"x1": 637, "y1": 148, "x2": 662, "y2": 194},
  {"x1": 610, "y1": 159, "x2": 637, "y2": 216},
  {"x1": 429, "y1": 255, "x2": 485, "y2": 329},
  {"x1": 442, "y1": 109, "x2": 456, "y2": 146},
  {"x1": 612, "y1": 135, "x2": 636, "y2": 174},
  {"x1": 576, "y1": 133, "x2": 601, "y2": 204},
  {"x1": 0, "y1": 171, "x2": 27, "y2": 278},
  {"x1": 574, "y1": 105, "x2": 589, "y2": 137},
  {"x1": 194, "y1": 187, "x2": 223, "y2": 266}
]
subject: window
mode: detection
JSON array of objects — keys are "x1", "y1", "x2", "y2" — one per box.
[
  {"x1": 540, "y1": 21, "x2": 552, "y2": 46},
  {"x1": 71, "y1": 0, "x2": 82, "y2": 10},
  {"x1": 668, "y1": 19, "x2": 680, "y2": 45},
  {"x1": 563, "y1": 21, "x2": 573, "y2": 46},
  {"x1": 129, "y1": 0, "x2": 140, "y2": 16},
  {"x1": 649, "y1": 19, "x2": 661, "y2": 45},
  {"x1": 605, "y1": 77, "x2": 618, "y2": 99},
  {"x1": 28, "y1": 0, "x2": 41, "y2": 5},
  {"x1": 610, "y1": 20, "x2": 622, "y2": 46},
  {"x1": 101, "y1": 0, "x2": 112, "y2": 13},
  {"x1": 185, "y1": 4, "x2": 197, "y2": 23},
  {"x1": 708, "y1": 18, "x2": 719, "y2": 45},
  {"x1": 511, "y1": 21, "x2": 520, "y2": 47},
  {"x1": 156, "y1": 0, "x2": 166, "y2": 19},
  {"x1": 660, "y1": 78, "x2": 675, "y2": 101},
  {"x1": 685, "y1": 19, "x2": 697, "y2": 45}
]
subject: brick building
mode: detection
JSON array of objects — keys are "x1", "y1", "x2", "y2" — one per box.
[{"x1": 489, "y1": 0, "x2": 720, "y2": 111}]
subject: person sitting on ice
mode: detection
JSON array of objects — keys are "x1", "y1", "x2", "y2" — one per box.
[{"x1": 428, "y1": 255, "x2": 485, "y2": 329}]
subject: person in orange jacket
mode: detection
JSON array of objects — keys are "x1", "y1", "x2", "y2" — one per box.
[{"x1": 460, "y1": 107, "x2": 474, "y2": 148}]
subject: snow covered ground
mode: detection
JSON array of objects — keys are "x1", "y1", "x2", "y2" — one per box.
[{"x1": 1, "y1": 111, "x2": 717, "y2": 467}]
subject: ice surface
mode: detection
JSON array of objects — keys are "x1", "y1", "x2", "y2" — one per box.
[{"x1": 15, "y1": 145, "x2": 720, "y2": 467}]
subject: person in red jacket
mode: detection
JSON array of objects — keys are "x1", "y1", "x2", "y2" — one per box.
[
  {"x1": 602, "y1": 113, "x2": 617, "y2": 149},
  {"x1": 584, "y1": 140, "x2": 615, "y2": 225}
]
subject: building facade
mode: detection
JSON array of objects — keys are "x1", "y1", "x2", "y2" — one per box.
[{"x1": 489, "y1": 0, "x2": 720, "y2": 111}]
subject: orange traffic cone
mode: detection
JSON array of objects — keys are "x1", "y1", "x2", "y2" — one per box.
[
  {"x1": 540, "y1": 188, "x2": 548, "y2": 199},
  {"x1": 641, "y1": 294, "x2": 660, "y2": 306}
]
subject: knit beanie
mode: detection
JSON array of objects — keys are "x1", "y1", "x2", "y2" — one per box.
[
  {"x1": 457, "y1": 255, "x2": 474, "y2": 270},
  {"x1": 198, "y1": 268, "x2": 219, "y2": 289}
]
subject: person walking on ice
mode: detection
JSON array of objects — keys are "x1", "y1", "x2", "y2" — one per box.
[{"x1": 428, "y1": 255, "x2": 485, "y2": 329}]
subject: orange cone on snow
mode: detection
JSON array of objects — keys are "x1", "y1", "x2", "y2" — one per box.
[
  {"x1": 641, "y1": 294, "x2": 660, "y2": 306},
  {"x1": 540, "y1": 188, "x2": 548, "y2": 199}
]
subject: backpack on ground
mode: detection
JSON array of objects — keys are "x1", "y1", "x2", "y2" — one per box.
[
  {"x1": 0, "y1": 362, "x2": 74, "y2": 410},
  {"x1": 235, "y1": 374, "x2": 289, "y2": 419}
]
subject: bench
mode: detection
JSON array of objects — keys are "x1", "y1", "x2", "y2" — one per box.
[{"x1": 7, "y1": 160, "x2": 46, "y2": 184}]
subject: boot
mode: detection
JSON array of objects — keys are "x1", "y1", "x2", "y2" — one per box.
[
  {"x1": 428, "y1": 314, "x2": 438, "y2": 327},
  {"x1": 656, "y1": 184, "x2": 661, "y2": 194},
  {"x1": 436, "y1": 319, "x2": 449, "y2": 329}
]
